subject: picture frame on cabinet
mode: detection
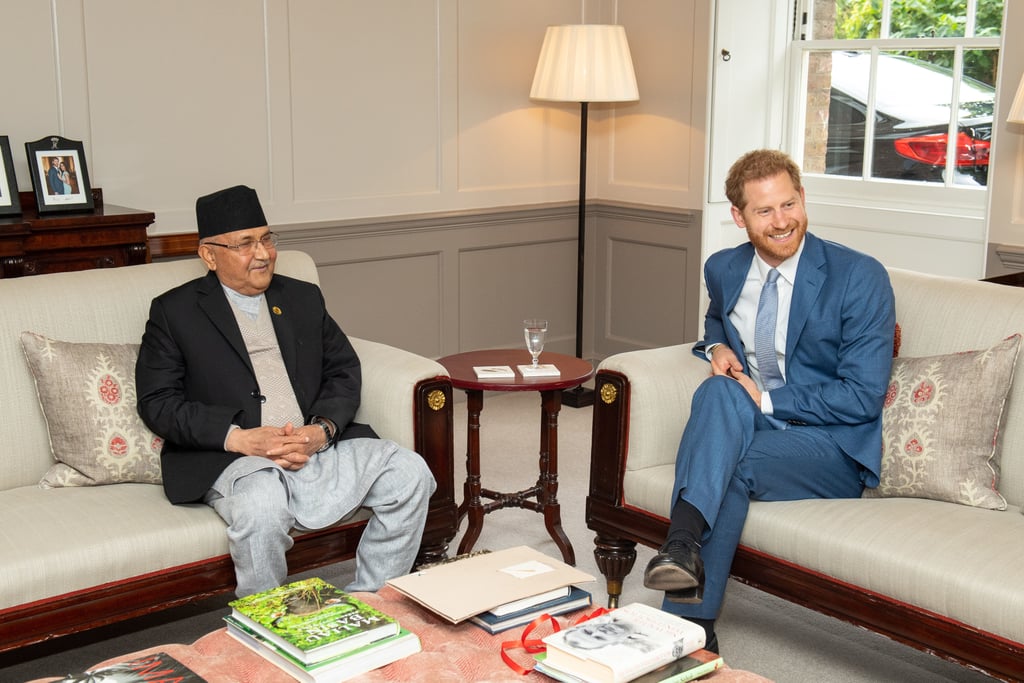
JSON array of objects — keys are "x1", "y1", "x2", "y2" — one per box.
[
  {"x1": 25, "y1": 135, "x2": 94, "y2": 214},
  {"x1": 0, "y1": 136, "x2": 21, "y2": 217}
]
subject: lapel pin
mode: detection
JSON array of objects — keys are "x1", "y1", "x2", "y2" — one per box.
[{"x1": 272, "y1": 306, "x2": 283, "y2": 315}]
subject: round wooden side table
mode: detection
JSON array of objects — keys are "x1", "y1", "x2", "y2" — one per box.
[{"x1": 437, "y1": 349, "x2": 594, "y2": 565}]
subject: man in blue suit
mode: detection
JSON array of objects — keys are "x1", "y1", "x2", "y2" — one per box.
[
  {"x1": 46, "y1": 157, "x2": 62, "y2": 196},
  {"x1": 643, "y1": 150, "x2": 895, "y2": 652}
]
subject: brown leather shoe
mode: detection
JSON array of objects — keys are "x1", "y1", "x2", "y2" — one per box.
[{"x1": 643, "y1": 540, "x2": 704, "y2": 603}]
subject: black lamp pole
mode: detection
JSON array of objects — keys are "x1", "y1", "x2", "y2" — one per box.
[{"x1": 562, "y1": 101, "x2": 595, "y2": 408}]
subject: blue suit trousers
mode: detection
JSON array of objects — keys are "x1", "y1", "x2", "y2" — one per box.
[{"x1": 661, "y1": 376, "x2": 864, "y2": 620}]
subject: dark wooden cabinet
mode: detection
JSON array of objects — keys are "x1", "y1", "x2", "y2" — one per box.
[{"x1": 0, "y1": 188, "x2": 154, "y2": 278}]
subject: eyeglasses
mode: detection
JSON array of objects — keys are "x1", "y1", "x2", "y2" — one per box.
[{"x1": 202, "y1": 232, "x2": 279, "y2": 254}]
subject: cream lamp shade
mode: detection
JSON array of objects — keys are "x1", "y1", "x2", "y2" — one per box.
[
  {"x1": 1009, "y1": 72, "x2": 1024, "y2": 124},
  {"x1": 530, "y1": 24, "x2": 639, "y2": 103}
]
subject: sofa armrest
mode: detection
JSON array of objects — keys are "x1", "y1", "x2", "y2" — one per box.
[
  {"x1": 349, "y1": 337, "x2": 457, "y2": 562},
  {"x1": 596, "y1": 342, "x2": 709, "y2": 474},
  {"x1": 589, "y1": 342, "x2": 708, "y2": 529},
  {"x1": 351, "y1": 337, "x2": 446, "y2": 448}
]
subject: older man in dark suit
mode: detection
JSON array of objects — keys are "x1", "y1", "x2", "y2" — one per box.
[{"x1": 136, "y1": 185, "x2": 435, "y2": 597}]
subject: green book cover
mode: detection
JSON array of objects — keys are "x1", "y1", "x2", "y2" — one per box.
[
  {"x1": 226, "y1": 616, "x2": 418, "y2": 672},
  {"x1": 228, "y1": 577, "x2": 399, "y2": 664}
]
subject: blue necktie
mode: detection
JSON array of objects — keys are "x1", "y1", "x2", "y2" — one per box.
[{"x1": 755, "y1": 269, "x2": 784, "y2": 390}]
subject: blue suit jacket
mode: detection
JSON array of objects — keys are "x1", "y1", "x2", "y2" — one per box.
[
  {"x1": 693, "y1": 233, "x2": 894, "y2": 484},
  {"x1": 47, "y1": 165, "x2": 62, "y2": 195}
]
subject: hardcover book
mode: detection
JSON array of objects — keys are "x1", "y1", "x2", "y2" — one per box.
[
  {"x1": 470, "y1": 585, "x2": 592, "y2": 634},
  {"x1": 226, "y1": 619, "x2": 421, "y2": 683},
  {"x1": 536, "y1": 648, "x2": 723, "y2": 683},
  {"x1": 540, "y1": 602, "x2": 706, "y2": 683},
  {"x1": 52, "y1": 651, "x2": 206, "y2": 682},
  {"x1": 228, "y1": 577, "x2": 399, "y2": 665},
  {"x1": 490, "y1": 585, "x2": 571, "y2": 616}
]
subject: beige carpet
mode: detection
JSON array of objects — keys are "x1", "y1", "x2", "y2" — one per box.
[{"x1": 0, "y1": 391, "x2": 994, "y2": 682}]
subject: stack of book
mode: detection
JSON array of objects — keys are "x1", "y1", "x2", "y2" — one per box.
[
  {"x1": 533, "y1": 602, "x2": 722, "y2": 683},
  {"x1": 386, "y1": 546, "x2": 595, "y2": 625},
  {"x1": 224, "y1": 577, "x2": 420, "y2": 683},
  {"x1": 469, "y1": 584, "x2": 593, "y2": 634}
]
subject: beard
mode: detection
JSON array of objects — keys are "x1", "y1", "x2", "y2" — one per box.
[{"x1": 750, "y1": 217, "x2": 807, "y2": 266}]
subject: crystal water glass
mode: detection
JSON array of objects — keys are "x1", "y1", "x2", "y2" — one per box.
[{"x1": 523, "y1": 319, "x2": 548, "y2": 368}]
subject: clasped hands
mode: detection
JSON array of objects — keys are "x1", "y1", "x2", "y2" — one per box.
[
  {"x1": 225, "y1": 422, "x2": 328, "y2": 471},
  {"x1": 708, "y1": 344, "x2": 761, "y2": 406}
]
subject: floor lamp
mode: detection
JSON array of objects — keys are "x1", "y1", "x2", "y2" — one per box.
[{"x1": 530, "y1": 24, "x2": 638, "y2": 408}]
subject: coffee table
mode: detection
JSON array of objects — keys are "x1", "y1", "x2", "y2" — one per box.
[
  {"x1": 437, "y1": 349, "x2": 594, "y2": 565},
  {"x1": 25, "y1": 586, "x2": 774, "y2": 682}
]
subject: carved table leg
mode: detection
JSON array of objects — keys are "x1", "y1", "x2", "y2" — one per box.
[
  {"x1": 457, "y1": 389, "x2": 485, "y2": 555},
  {"x1": 538, "y1": 388, "x2": 575, "y2": 565},
  {"x1": 594, "y1": 534, "x2": 637, "y2": 608},
  {"x1": 415, "y1": 541, "x2": 450, "y2": 568}
]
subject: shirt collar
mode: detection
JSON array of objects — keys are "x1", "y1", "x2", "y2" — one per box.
[
  {"x1": 754, "y1": 237, "x2": 805, "y2": 286},
  {"x1": 222, "y1": 284, "x2": 265, "y2": 320}
]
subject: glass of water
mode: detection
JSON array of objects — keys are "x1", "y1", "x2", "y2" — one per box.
[{"x1": 523, "y1": 319, "x2": 548, "y2": 368}]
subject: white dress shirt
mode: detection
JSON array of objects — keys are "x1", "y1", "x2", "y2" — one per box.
[{"x1": 712, "y1": 239, "x2": 805, "y2": 416}]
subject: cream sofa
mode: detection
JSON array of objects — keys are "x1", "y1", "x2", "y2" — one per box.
[
  {"x1": 587, "y1": 267, "x2": 1024, "y2": 681},
  {"x1": 0, "y1": 251, "x2": 458, "y2": 653}
]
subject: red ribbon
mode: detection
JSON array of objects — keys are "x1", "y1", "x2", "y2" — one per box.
[{"x1": 500, "y1": 606, "x2": 611, "y2": 675}]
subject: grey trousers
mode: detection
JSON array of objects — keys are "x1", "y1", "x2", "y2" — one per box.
[{"x1": 204, "y1": 438, "x2": 435, "y2": 597}]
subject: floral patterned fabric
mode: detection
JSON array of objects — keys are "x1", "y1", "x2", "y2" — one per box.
[
  {"x1": 20, "y1": 331, "x2": 163, "y2": 488},
  {"x1": 865, "y1": 334, "x2": 1022, "y2": 510}
]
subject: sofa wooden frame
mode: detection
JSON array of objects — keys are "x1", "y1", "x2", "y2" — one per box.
[
  {"x1": 0, "y1": 376, "x2": 459, "y2": 655},
  {"x1": 587, "y1": 369, "x2": 1024, "y2": 682}
]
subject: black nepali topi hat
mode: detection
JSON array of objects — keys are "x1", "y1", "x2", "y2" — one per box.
[{"x1": 195, "y1": 185, "x2": 267, "y2": 240}]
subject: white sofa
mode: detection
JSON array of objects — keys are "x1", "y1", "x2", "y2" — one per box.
[
  {"x1": 587, "y1": 267, "x2": 1024, "y2": 681},
  {"x1": 0, "y1": 251, "x2": 458, "y2": 653}
]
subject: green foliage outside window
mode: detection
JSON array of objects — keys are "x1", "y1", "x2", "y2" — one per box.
[{"x1": 834, "y1": 0, "x2": 1003, "y2": 83}]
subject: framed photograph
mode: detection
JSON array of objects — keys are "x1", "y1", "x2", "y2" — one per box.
[
  {"x1": 25, "y1": 135, "x2": 94, "y2": 214},
  {"x1": 0, "y1": 136, "x2": 20, "y2": 217}
]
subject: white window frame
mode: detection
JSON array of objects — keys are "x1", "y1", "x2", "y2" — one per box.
[{"x1": 786, "y1": 0, "x2": 1002, "y2": 219}]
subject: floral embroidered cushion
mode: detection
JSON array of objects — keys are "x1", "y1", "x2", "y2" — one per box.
[
  {"x1": 865, "y1": 334, "x2": 1022, "y2": 510},
  {"x1": 20, "y1": 331, "x2": 163, "y2": 488}
]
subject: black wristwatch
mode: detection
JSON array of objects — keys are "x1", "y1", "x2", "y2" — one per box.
[{"x1": 312, "y1": 417, "x2": 334, "y2": 453}]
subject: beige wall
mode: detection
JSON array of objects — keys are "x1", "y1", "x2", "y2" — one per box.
[
  {"x1": 1, "y1": 1, "x2": 705, "y2": 227},
  {"x1": 1, "y1": 0, "x2": 708, "y2": 360}
]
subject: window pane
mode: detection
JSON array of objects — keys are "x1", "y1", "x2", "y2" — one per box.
[
  {"x1": 890, "y1": 0, "x2": 966, "y2": 38},
  {"x1": 802, "y1": 49, "x2": 993, "y2": 186},
  {"x1": 870, "y1": 51, "x2": 954, "y2": 183},
  {"x1": 975, "y1": 0, "x2": 1005, "y2": 37},
  {"x1": 964, "y1": 48, "x2": 998, "y2": 88},
  {"x1": 812, "y1": 1, "x2": 880, "y2": 40},
  {"x1": 959, "y1": 49, "x2": 996, "y2": 183},
  {"x1": 814, "y1": 0, "x2": 1004, "y2": 40},
  {"x1": 804, "y1": 50, "x2": 870, "y2": 177},
  {"x1": 869, "y1": 50, "x2": 991, "y2": 185}
]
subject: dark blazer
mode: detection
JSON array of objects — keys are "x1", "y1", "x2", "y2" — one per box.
[
  {"x1": 47, "y1": 165, "x2": 62, "y2": 195},
  {"x1": 692, "y1": 233, "x2": 895, "y2": 484},
  {"x1": 136, "y1": 271, "x2": 376, "y2": 504}
]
